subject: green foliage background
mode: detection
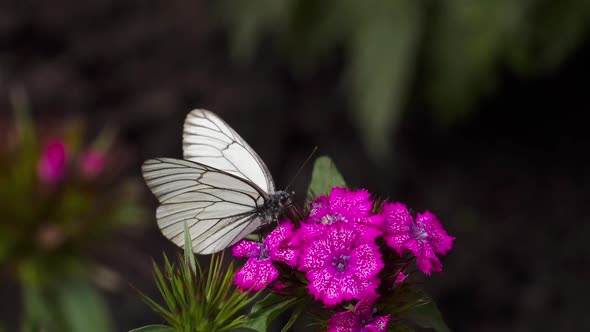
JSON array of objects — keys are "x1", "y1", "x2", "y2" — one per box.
[
  {"x1": 223, "y1": 0, "x2": 590, "y2": 158},
  {"x1": 0, "y1": 91, "x2": 145, "y2": 332}
]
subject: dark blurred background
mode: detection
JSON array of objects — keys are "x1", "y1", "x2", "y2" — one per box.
[{"x1": 1, "y1": 1, "x2": 589, "y2": 331}]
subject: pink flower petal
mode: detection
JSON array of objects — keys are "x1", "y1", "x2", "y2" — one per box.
[
  {"x1": 301, "y1": 237, "x2": 331, "y2": 270},
  {"x1": 326, "y1": 225, "x2": 356, "y2": 252},
  {"x1": 350, "y1": 243, "x2": 384, "y2": 279},
  {"x1": 265, "y1": 220, "x2": 293, "y2": 249},
  {"x1": 328, "y1": 310, "x2": 358, "y2": 332},
  {"x1": 342, "y1": 189, "x2": 373, "y2": 214},
  {"x1": 306, "y1": 268, "x2": 333, "y2": 301},
  {"x1": 327, "y1": 296, "x2": 389, "y2": 332},
  {"x1": 271, "y1": 246, "x2": 298, "y2": 267},
  {"x1": 416, "y1": 211, "x2": 455, "y2": 254},
  {"x1": 232, "y1": 240, "x2": 260, "y2": 258},
  {"x1": 366, "y1": 315, "x2": 391, "y2": 332},
  {"x1": 338, "y1": 274, "x2": 367, "y2": 300},
  {"x1": 308, "y1": 195, "x2": 329, "y2": 222},
  {"x1": 382, "y1": 202, "x2": 413, "y2": 234},
  {"x1": 300, "y1": 223, "x2": 383, "y2": 306},
  {"x1": 381, "y1": 203, "x2": 454, "y2": 275},
  {"x1": 234, "y1": 259, "x2": 278, "y2": 291}
]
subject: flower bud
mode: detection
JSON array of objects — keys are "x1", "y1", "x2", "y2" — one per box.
[
  {"x1": 79, "y1": 149, "x2": 107, "y2": 179},
  {"x1": 37, "y1": 139, "x2": 67, "y2": 185}
]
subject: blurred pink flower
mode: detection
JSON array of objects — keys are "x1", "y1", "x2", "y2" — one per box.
[
  {"x1": 37, "y1": 223, "x2": 66, "y2": 251},
  {"x1": 79, "y1": 149, "x2": 107, "y2": 179},
  {"x1": 381, "y1": 203, "x2": 454, "y2": 275},
  {"x1": 37, "y1": 139, "x2": 67, "y2": 185}
]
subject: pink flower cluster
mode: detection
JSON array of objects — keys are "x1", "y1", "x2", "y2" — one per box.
[
  {"x1": 232, "y1": 187, "x2": 454, "y2": 332},
  {"x1": 37, "y1": 138, "x2": 107, "y2": 185}
]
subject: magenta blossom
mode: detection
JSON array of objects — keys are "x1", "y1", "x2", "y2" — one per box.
[
  {"x1": 37, "y1": 139, "x2": 67, "y2": 185},
  {"x1": 327, "y1": 296, "x2": 390, "y2": 332},
  {"x1": 232, "y1": 220, "x2": 298, "y2": 291},
  {"x1": 79, "y1": 149, "x2": 107, "y2": 179},
  {"x1": 300, "y1": 187, "x2": 383, "y2": 243},
  {"x1": 299, "y1": 223, "x2": 383, "y2": 306},
  {"x1": 381, "y1": 202, "x2": 454, "y2": 275}
]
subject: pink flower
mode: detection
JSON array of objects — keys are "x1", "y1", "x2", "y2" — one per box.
[
  {"x1": 300, "y1": 187, "x2": 383, "y2": 243},
  {"x1": 37, "y1": 139, "x2": 67, "y2": 185},
  {"x1": 382, "y1": 202, "x2": 454, "y2": 275},
  {"x1": 299, "y1": 223, "x2": 383, "y2": 306},
  {"x1": 327, "y1": 296, "x2": 390, "y2": 332},
  {"x1": 79, "y1": 149, "x2": 107, "y2": 179},
  {"x1": 232, "y1": 220, "x2": 298, "y2": 291}
]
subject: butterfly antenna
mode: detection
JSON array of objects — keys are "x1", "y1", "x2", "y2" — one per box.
[{"x1": 285, "y1": 146, "x2": 318, "y2": 191}]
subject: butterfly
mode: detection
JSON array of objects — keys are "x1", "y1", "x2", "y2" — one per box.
[{"x1": 142, "y1": 109, "x2": 293, "y2": 254}]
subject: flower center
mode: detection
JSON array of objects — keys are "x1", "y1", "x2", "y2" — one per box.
[
  {"x1": 310, "y1": 201, "x2": 323, "y2": 215},
  {"x1": 359, "y1": 309, "x2": 380, "y2": 331},
  {"x1": 332, "y1": 254, "x2": 351, "y2": 273},
  {"x1": 254, "y1": 243, "x2": 270, "y2": 261},
  {"x1": 410, "y1": 221, "x2": 429, "y2": 243},
  {"x1": 321, "y1": 213, "x2": 346, "y2": 225},
  {"x1": 360, "y1": 318, "x2": 373, "y2": 330}
]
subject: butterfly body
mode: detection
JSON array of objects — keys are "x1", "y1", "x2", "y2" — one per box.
[
  {"x1": 142, "y1": 109, "x2": 292, "y2": 254},
  {"x1": 257, "y1": 190, "x2": 292, "y2": 222}
]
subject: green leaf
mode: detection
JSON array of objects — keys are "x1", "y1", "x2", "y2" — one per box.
[
  {"x1": 56, "y1": 278, "x2": 113, "y2": 332},
  {"x1": 389, "y1": 323, "x2": 416, "y2": 332},
  {"x1": 348, "y1": 0, "x2": 421, "y2": 160},
  {"x1": 9, "y1": 85, "x2": 35, "y2": 148},
  {"x1": 398, "y1": 288, "x2": 450, "y2": 332},
  {"x1": 183, "y1": 221, "x2": 196, "y2": 274},
  {"x1": 224, "y1": 0, "x2": 294, "y2": 62},
  {"x1": 427, "y1": 0, "x2": 530, "y2": 124},
  {"x1": 307, "y1": 156, "x2": 346, "y2": 198},
  {"x1": 107, "y1": 204, "x2": 146, "y2": 228},
  {"x1": 242, "y1": 293, "x2": 300, "y2": 332},
  {"x1": 129, "y1": 325, "x2": 175, "y2": 332},
  {"x1": 21, "y1": 276, "x2": 112, "y2": 332},
  {"x1": 21, "y1": 278, "x2": 59, "y2": 332},
  {"x1": 401, "y1": 302, "x2": 450, "y2": 332},
  {"x1": 280, "y1": 302, "x2": 304, "y2": 332}
]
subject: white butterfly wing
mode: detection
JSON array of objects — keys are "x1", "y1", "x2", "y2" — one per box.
[
  {"x1": 142, "y1": 158, "x2": 267, "y2": 254},
  {"x1": 183, "y1": 109, "x2": 275, "y2": 193}
]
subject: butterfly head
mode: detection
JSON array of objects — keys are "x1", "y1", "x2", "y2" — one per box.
[
  {"x1": 267, "y1": 190, "x2": 294, "y2": 214},
  {"x1": 276, "y1": 190, "x2": 294, "y2": 208}
]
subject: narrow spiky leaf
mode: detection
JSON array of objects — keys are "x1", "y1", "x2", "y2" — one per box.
[
  {"x1": 136, "y1": 249, "x2": 259, "y2": 332},
  {"x1": 243, "y1": 293, "x2": 300, "y2": 332},
  {"x1": 129, "y1": 325, "x2": 175, "y2": 332},
  {"x1": 183, "y1": 221, "x2": 197, "y2": 273},
  {"x1": 136, "y1": 289, "x2": 177, "y2": 325},
  {"x1": 280, "y1": 302, "x2": 305, "y2": 332}
]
